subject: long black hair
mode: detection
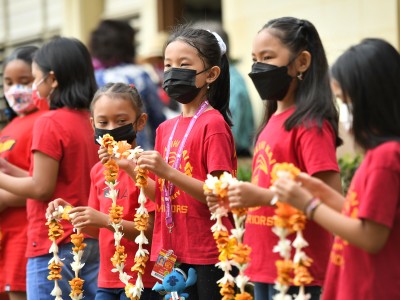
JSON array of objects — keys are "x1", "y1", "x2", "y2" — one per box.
[
  {"x1": 256, "y1": 17, "x2": 341, "y2": 146},
  {"x1": 331, "y1": 38, "x2": 400, "y2": 150},
  {"x1": 167, "y1": 25, "x2": 232, "y2": 126},
  {"x1": 34, "y1": 37, "x2": 97, "y2": 110},
  {"x1": 3, "y1": 46, "x2": 38, "y2": 121}
]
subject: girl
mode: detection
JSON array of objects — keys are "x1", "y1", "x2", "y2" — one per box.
[
  {"x1": 0, "y1": 37, "x2": 100, "y2": 299},
  {"x1": 47, "y1": 82, "x2": 161, "y2": 300},
  {"x1": 274, "y1": 38, "x2": 400, "y2": 300},
  {"x1": 0, "y1": 46, "x2": 45, "y2": 300},
  {"x1": 220, "y1": 17, "x2": 342, "y2": 299},
  {"x1": 110, "y1": 25, "x2": 237, "y2": 299}
]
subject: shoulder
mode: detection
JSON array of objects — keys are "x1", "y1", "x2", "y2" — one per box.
[{"x1": 365, "y1": 141, "x2": 400, "y2": 171}]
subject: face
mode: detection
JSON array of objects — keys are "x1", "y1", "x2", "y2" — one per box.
[
  {"x1": 3, "y1": 59, "x2": 34, "y2": 92},
  {"x1": 164, "y1": 40, "x2": 210, "y2": 88},
  {"x1": 91, "y1": 95, "x2": 144, "y2": 131},
  {"x1": 31, "y1": 61, "x2": 54, "y2": 98},
  {"x1": 252, "y1": 28, "x2": 297, "y2": 77}
]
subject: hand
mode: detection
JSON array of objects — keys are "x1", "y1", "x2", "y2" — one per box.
[
  {"x1": 273, "y1": 177, "x2": 313, "y2": 211},
  {"x1": 68, "y1": 206, "x2": 108, "y2": 229},
  {"x1": 205, "y1": 191, "x2": 222, "y2": 213},
  {"x1": 136, "y1": 150, "x2": 170, "y2": 178},
  {"x1": 0, "y1": 158, "x2": 11, "y2": 174},
  {"x1": 227, "y1": 181, "x2": 268, "y2": 209},
  {"x1": 98, "y1": 146, "x2": 111, "y2": 164},
  {"x1": 46, "y1": 198, "x2": 72, "y2": 219}
]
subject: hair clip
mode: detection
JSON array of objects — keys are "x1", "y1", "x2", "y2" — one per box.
[{"x1": 129, "y1": 83, "x2": 136, "y2": 89}]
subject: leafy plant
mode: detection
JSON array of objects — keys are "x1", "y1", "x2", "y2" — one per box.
[
  {"x1": 338, "y1": 154, "x2": 363, "y2": 194},
  {"x1": 237, "y1": 160, "x2": 252, "y2": 182}
]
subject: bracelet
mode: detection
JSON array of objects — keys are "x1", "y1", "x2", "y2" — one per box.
[{"x1": 303, "y1": 197, "x2": 322, "y2": 220}]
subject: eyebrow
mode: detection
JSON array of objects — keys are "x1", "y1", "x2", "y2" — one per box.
[{"x1": 252, "y1": 49, "x2": 276, "y2": 56}]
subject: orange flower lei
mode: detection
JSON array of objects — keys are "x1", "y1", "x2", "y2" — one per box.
[
  {"x1": 204, "y1": 172, "x2": 253, "y2": 300},
  {"x1": 270, "y1": 163, "x2": 313, "y2": 300},
  {"x1": 46, "y1": 205, "x2": 85, "y2": 300},
  {"x1": 98, "y1": 134, "x2": 149, "y2": 300}
]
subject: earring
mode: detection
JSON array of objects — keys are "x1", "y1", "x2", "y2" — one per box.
[
  {"x1": 207, "y1": 85, "x2": 210, "y2": 90},
  {"x1": 297, "y1": 72, "x2": 303, "y2": 81}
]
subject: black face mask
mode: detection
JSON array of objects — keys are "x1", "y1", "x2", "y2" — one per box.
[
  {"x1": 94, "y1": 123, "x2": 136, "y2": 145},
  {"x1": 248, "y1": 62, "x2": 293, "y2": 101},
  {"x1": 162, "y1": 68, "x2": 207, "y2": 104}
]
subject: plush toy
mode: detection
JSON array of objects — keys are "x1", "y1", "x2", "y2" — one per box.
[{"x1": 152, "y1": 268, "x2": 197, "y2": 300}]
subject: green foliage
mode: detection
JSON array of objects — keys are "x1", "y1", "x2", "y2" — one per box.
[
  {"x1": 237, "y1": 159, "x2": 252, "y2": 182},
  {"x1": 338, "y1": 154, "x2": 363, "y2": 194}
]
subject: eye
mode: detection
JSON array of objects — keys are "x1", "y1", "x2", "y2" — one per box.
[
  {"x1": 164, "y1": 63, "x2": 171, "y2": 68},
  {"x1": 117, "y1": 119, "x2": 127, "y2": 125},
  {"x1": 97, "y1": 121, "x2": 107, "y2": 126},
  {"x1": 263, "y1": 56, "x2": 272, "y2": 61}
]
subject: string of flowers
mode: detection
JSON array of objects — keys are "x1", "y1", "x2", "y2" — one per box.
[
  {"x1": 270, "y1": 163, "x2": 313, "y2": 300},
  {"x1": 97, "y1": 134, "x2": 149, "y2": 300},
  {"x1": 204, "y1": 172, "x2": 253, "y2": 300},
  {"x1": 47, "y1": 204, "x2": 84, "y2": 299}
]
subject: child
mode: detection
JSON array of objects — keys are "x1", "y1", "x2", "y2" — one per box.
[
  {"x1": 274, "y1": 38, "x2": 400, "y2": 300},
  {"x1": 0, "y1": 37, "x2": 100, "y2": 299},
  {"x1": 219, "y1": 17, "x2": 342, "y2": 299},
  {"x1": 0, "y1": 46, "x2": 46, "y2": 300},
  {"x1": 47, "y1": 82, "x2": 161, "y2": 300},
  {"x1": 114, "y1": 25, "x2": 237, "y2": 299}
]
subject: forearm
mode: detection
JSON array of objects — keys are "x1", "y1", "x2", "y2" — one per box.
[
  {"x1": 166, "y1": 168, "x2": 207, "y2": 203},
  {"x1": 0, "y1": 172, "x2": 51, "y2": 201},
  {"x1": 0, "y1": 189, "x2": 26, "y2": 207},
  {"x1": 313, "y1": 204, "x2": 389, "y2": 253}
]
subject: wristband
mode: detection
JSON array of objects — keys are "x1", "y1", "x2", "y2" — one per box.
[{"x1": 304, "y1": 197, "x2": 321, "y2": 220}]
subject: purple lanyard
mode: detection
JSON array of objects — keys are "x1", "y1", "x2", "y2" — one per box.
[{"x1": 163, "y1": 101, "x2": 209, "y2": 232}]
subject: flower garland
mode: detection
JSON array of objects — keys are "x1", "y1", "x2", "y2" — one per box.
[
  {"x1": 47, "y1": 205, "x2": 85, "y2": 300},
  {"x1": 97, "y1": 134, "x2": 149, "y2": 300},
  {"x1": 204, "y1": 172, "x2": 253, "y2": 300},
  {"x1": 270, "y1": 163, "x2": 313, "y2": 300}
]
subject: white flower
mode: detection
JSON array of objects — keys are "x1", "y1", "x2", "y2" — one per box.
[
  {"x1": 51, "y1": 282, "x2": 63, "y2": 297},
  {"x1": 135, "y1": 231, "x2": 149, "y2": 245},
  {"x1": 96, "y1": 136, "x2": 104, "y2": 146},
  {"x1": 292, "y1": 231, "x2": 309, "y2": 249},
  {"x1": 273, "y1": 239, "x2": 292, "y2": 258},
  {"x1": 71, "y1": 261, "x2": 85, "y2": 272},
  {"x1": 135, "y1": 275, "x2": 144, "y2": 290},
  {"x1": 113, "y1": 231, "x2": 124, "y2": 245},
  {"x1": 231, "y1": 227, "x2": 245, "y2": 241},
  {"x1": 136, "y1": 205, "x2": 148, "y2": 215},
  {"x1": 211, "y1": 220, "x2": 228, "y2": 232},
  {"x1": 49, "y1": 242, "x2": 59, "y2": 254},
  {"x1": 105, "y1": 180, "x2": 119, "y2": 190},
  {"x1": 216, "y1": 272, "x2": 235, "y2": 285},
  {"x1": 235, "y1": 274, "x2": 250, "y2": 292},
  {"x1": 119, "y1": 272, "x2": 133, "y2": 285},
  {"x1": 215, "y1": 260, "x2": 233, "y2": 272},
  {"x1": 112, "y1": 263, "x2": 125, "y2": 273},
  {"x1": 138, "y1": 192, "x2": 147, "y2": 204},
  {"x1": 293, "y1": 250, "x2": 309, "y2": 265},
  {"x1": 135, "y1": 248, "x2": 149, "y2": 257},
  {"x1": 105, "y1": 188, "x2": 119, "y2": 201},
  {"x1": 272, "y1": 226, "x2": 289, "y2": 238}
]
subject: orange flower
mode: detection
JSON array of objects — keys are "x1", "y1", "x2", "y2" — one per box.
[
  {"x1": 115, "y1": 141, "x2": 132, "y2": 159},
  {"x1": 104, "y1": 159, "x2": 119, "y2": 183},
  {"x1": 47, "y1": 261, "x2": 64, "y2": 281},
  {"x1": 109, "y1": 204, "x2": 123, "y2": 224},
  {"x1": 69, "y1": 277, "x2": 85, "y2": 297},
  {"x1": 135, "y1": 166, "x2": 149, "y2": 187},
  {"x1": 232, "y1": 243, "x2": 252, "y2": 265},
  {"x1": 235, "y1": 292, "x2": 253, "y2": 300},
  {"x1": 276, "y1": 259, "x2": 293, "y2": 286},
  {"x1": 111, "y1": 245, "x2": 128, "y2": 266},
  {"x1": 134, "y1": 213, "x2": 149, "y2": 231},
  {"x1": 102, "y1": 134, "x2": 117, "y2": 155},
  {"x1": 46, "y1": 219, "x2": 64, "y2": 241},
  {"x1": 219, "y1": 281, "x2": 235, "y2": 300},
  {"x1": 71, "y1": 232, "x2": 87, "y2": 252},
  {"x1": 131, "y1": 255, "x2": 149, "y2": 274},
  {"x1": 270, "y1": 162, "x2": 300, "y2": 184},
  {"x1": 293, "y1": 265, "x2": 313, "y2": 286}
]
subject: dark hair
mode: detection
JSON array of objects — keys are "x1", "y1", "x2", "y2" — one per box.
[
  {"x1": 34, "y1": 37, "x2": 97, "y2": 110},
  {"x1": 3, "y1": 46, "x2": 38, "y2": 121},
  {"x1": 331, "y1": 38, "x2": 400, "y2": 150},
  {"x1": 256, "y1": 17, "x2": 341, "y2": 146},
  {"x1": 90, "y1": 82, "x2": 144, "y2": 115},
  {"x1": 167, "y1": 24, "x2": 232, "y2": 126},
  {"x1": 89, "y1": 19, "x2": 136, "y2": 67}
]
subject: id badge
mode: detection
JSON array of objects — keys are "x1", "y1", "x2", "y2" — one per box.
[{"x1": 151, "y1": 249, "x2": 177, "y2": 281}]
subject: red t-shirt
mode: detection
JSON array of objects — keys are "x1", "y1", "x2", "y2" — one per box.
[
  {"x1": 89, "y1": 161, "x2": 157, "y2": 288},
  {"x1": 151, "y1": 109, "x2": 237, "y2": 264},
  {"x1": 26, "y1": 108, "x2": 98, "y2": 257},
  {"x1": 323, "y1": 141, "x2": 400, "y2": 300},
  {"x1": 0, "y1": 110, "x2": 45, "y2": 291},
  {"x1": 245, "y1": 107, "x2": 339, "y2": 285}
]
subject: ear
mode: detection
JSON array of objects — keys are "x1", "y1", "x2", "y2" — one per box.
[
  {"x1": 90, "y1": 117, "x2": 95, "y2": 130},
  {"x1": 205, "y1": 66, "x2": 221, "y2": 84},
  {"x1": 295, "y1": 50, "x2": 311, "y2": 73},
  {"x1": 48, "y1": 71, "x2": 58, "y2": 89},
  {"x1": 136, "y1": 113, "x2": 148, "y2": 132}
]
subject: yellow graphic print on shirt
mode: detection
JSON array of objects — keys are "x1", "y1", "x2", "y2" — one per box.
[
  {"x1": 0, "y1": 138, "x2": 16, "y2": 154},
  {"x1": 157, "y1": 143, "x2": 191, "y2": 215},
  {"x1": 247, "y1": 141, "x2": 276, "y2": 221},
  {"x1": 330, "y1": 189, "x2": 358, "y2": 266}
]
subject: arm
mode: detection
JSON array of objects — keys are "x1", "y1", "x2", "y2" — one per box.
[
  {"x1": 311, "y1": 170, "x2": 344, "y2": 211},
  {"x1": 274, "y1": 177, "x2": 390, "y2": 253},
  {"x1": 227, "y1": 181, "x2": 275, "y2": 209},
  {"x1": 0, "y1": 151, "x2": 58, "y2": 201},
  {"x1": 69, "y1": 206, "x2": 155, "y2": 242},
  {"x1": 0, "y1": 189, "x2": 26, "y2": 213},
  {"x1": 0, "y1": 158, "x2": 29, "y2": 177}
]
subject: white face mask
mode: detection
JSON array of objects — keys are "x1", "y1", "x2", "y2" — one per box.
[
  {"x1": 5, "y1": 84, "x2": 36, "y2": 115},
  {"x1": 340, "y1": 102, "x2": 353, "y2": 132}
]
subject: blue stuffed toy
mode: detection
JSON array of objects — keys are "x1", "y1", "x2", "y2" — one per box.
[{"x1": 152, "y1": 268, "x2": 197, "y2": 300}]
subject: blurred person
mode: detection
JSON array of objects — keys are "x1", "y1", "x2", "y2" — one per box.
[
  {"x1": 89, "y1": 19, "x2": 166, "y2": 149},
  {"x1": 0, "y1": 46, "x2": 46, "y2": 300},
  {"x1": 137, "y1": 31, "x2": 181, "y2": 119},
  {"x1": 274, "y1": 38, "x2": 400, "y2": 300},
  {"x1": 193, "y1": 20, "x2": 255, "y2": 157},
  {"x1": 0, "y1": 37, "x2": 100, "y2": 299}
]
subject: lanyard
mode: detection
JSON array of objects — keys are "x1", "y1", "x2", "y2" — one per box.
[{"x1": 163, "y1": 101, "x2": 209, "y2": 232}]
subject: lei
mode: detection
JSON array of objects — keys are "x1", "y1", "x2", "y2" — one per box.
[
  {"x1": 270, "y1": 163, "x2": 313, "y2": 300},
  {"x1": 98, "y1": 134, "x2": 149, "y2": 300},
  {"x1": 203, "y1": 172, "x2": 253, "y2": 300},
  {"x1": 47, "y1": 205, "x2": 86, "y2": 300}
]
